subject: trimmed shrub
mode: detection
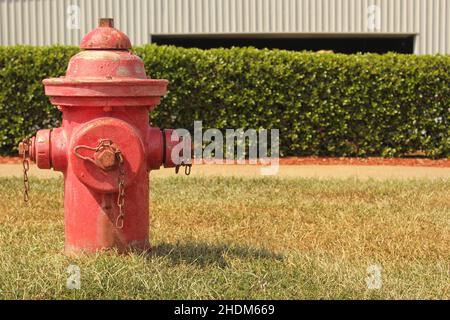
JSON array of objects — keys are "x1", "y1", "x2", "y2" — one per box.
[
  {"x1": 0, "y1": 44, "x2": 449, "y2": 157},
  {"x1": 0, "y1": 45, "x2": 79, "y2": 155}
]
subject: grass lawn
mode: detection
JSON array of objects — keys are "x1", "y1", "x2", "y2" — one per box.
[{"x1": 0, "y1": 176, "x2": 448, "y2": 299}]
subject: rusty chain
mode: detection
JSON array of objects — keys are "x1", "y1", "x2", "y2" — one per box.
[
  {"x1": 174, "y1": 136, "x2": 192, "y2": 176},
  {"x1": 21, "y1": 138, "x2": 31, "y2": 202},
  {"x1": 115, "y1": 150, "x2": 125, "y2": 229},
  {"x1": 74, "y1": 139, "x2": 126, "y2": 229},
  {"x1": 74, "y1": 139, "x2": 114, "y2": 165},
  {"x1": 175, "y1": 162, "x2": 192, "y2": 175}
]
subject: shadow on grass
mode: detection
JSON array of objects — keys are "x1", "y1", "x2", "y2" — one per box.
[{"x1": 150, "y1": 241, "x2": 284, "y2": 268}]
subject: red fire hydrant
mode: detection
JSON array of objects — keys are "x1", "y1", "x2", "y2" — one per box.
[{"x1": 18, "y1": 18, "x2": 190, "y2": 255}]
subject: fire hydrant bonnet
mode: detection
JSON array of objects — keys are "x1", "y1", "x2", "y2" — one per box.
[{"x1": 43, "y1": 18, "x2": 167, "y2": 108}]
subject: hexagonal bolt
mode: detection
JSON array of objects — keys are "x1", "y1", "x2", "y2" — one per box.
[{"x1": 95, "y1": 148, "x2": 118, "y2": 171}]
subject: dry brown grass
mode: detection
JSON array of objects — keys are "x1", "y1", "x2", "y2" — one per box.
[{"x1": 0, "y1": 176, "x2": 448, "y2": 299}]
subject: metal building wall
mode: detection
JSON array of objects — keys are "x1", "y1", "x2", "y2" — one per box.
[{"x1": 0, "y1": 0, "x2": 449, "y2": 54}]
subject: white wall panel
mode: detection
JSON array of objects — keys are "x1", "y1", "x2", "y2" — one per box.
[{"x1": 0, "y1": 0, "x2": 448, "y2": 54}]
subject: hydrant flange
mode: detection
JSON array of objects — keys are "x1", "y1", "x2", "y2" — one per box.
[{"x1": 70, "y1": 117, "x2": 145, "y2": 193}]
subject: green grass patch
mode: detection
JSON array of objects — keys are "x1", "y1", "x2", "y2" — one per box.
[{"x1": 0, "y1": 176, "x2": 448, "y2": 299}]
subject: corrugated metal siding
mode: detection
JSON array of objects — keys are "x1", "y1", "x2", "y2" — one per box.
[{"x1": 0, "y1": 0, "x2": 448, "y2": 54}]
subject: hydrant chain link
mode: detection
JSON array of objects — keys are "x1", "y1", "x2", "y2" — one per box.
[
  {"x1": 116, "y1": 150, "x2": 125, "y2": 229},
  {"x1": 19, "y1": 138, "x2": 31, "y2": 202},
  {"x1": 174, "y1": 136, "x2": 192, "y2": 176},
  {"x1": 74, "y1": 139, "x2": 126, "y2": 229},
  {"x1": 175, "y1": 162, "x2": 192, "y2": 176},
  {"x1": 74, "y1": 139, "x2": 113, "y2": 165}
]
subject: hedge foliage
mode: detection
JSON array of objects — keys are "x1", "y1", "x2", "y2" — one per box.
[{"x1": 0, "y1": 45, "x2": 449, "y2": 157}]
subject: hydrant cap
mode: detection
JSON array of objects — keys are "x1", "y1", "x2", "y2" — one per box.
[
  {"x1": 80, "y1": 18, "x2": 132, "y2": 50},
  {"x1": 42, "y1": 17, "x2": 168, "y2": 107}
]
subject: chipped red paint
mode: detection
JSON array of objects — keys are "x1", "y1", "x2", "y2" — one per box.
[
  {"x1": 80, "y1": 18, "x2": 131, "y2": 50},
  {"x1": 22, "y1": 19, "x2": 181, "y2": 255}
]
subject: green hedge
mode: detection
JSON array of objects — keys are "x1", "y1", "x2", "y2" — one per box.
[{"x1": 0, "y1": 45, "x2": 449, "y2": 157}]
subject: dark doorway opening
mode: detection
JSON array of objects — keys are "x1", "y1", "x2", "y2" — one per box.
[{"x1": 152, "y1": 35, "x2": 414, "y2": 54}]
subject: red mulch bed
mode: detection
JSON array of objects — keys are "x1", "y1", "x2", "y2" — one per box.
[
  {"x1": 0, "y1": 156, "x2": 22, "y2": 164},
  {"x1": 278, "y1": 157, "x2": 450, "y2": 167},
  {"x1": 2, "y1": 156, "x2": 449, "y2": 167}
]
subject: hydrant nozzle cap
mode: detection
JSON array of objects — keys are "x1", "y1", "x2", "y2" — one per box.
[{"x1": 80, "y1": 18, "x2": 131, "y2": 50}]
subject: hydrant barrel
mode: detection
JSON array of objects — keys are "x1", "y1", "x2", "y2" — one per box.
[{"x1": 21, "y1": 18, "x2": 186, "y2": 255}]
